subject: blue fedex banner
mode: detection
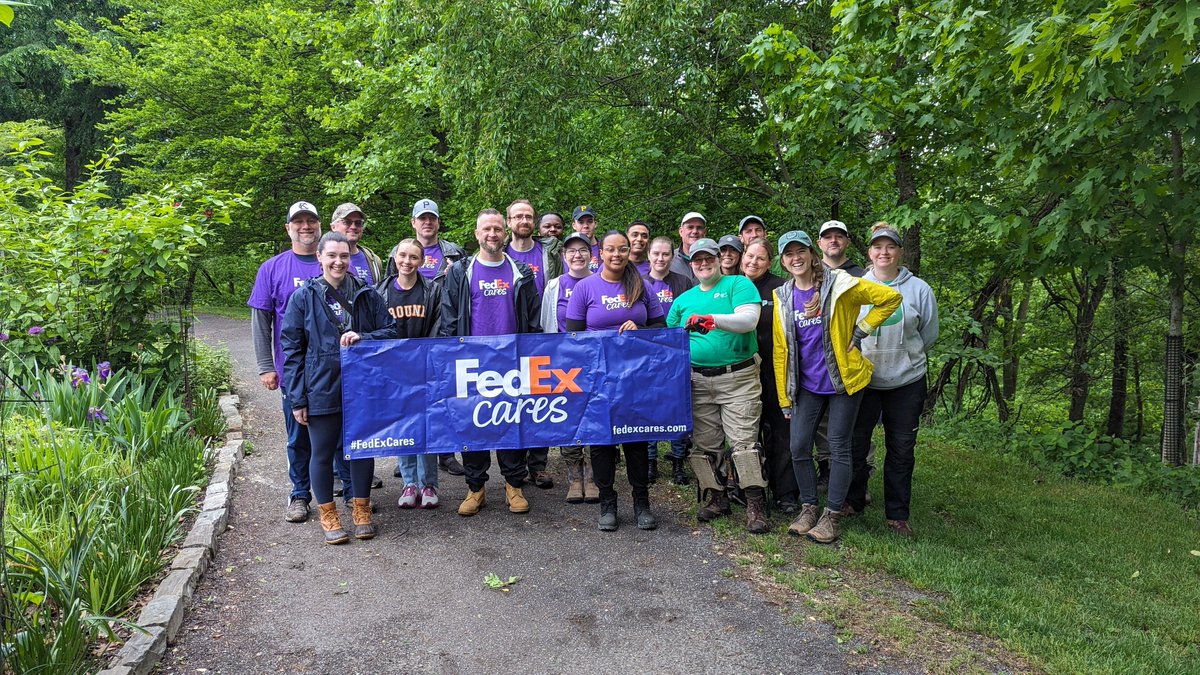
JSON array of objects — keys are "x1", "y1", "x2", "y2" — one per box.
[{"x1": 342, "y1": 329, "x2": 692, "y2": 458}]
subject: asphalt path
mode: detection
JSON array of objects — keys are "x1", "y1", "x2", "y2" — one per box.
[{"x1": 159, "y1": 314, "x2": 911, "y2": 674}]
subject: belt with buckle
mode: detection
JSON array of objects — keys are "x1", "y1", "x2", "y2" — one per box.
[{"x1": 692, "y1": 356, "x2": 756, "y2": 377}]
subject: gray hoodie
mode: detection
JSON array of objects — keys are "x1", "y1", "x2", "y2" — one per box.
[{"x1": 857, "y1": 267, "x2": 938, "y2": 389}]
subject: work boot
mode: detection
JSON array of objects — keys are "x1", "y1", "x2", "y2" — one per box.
[
  {"x1": 284, "y1": 498, "x2": 309, "y2": 523},
  {"x1": 529, "y1": 470, "x2": 554, "y2": 489},
  {"x1": 647, "y1": 458, "x2": 659, "y2": 484},
  {"x1": 317, "y1": 502, "x2": 349, "y2": 545},
  {"x1": 745, "y1": 487, "x2": 769, "y2": 534},
  {"x1": 807, "y1": 508, "x2": 845, "y2": 544},
  {"x1": 351, "y1": 497, "x2": 377, "y2": 540},
  {"x1": 565, "y1": 460, "x2": 585, "y2": 503},
  {"x1": 458, "y1": 488, "x2": 486, "y2": 516},
  {"x1": 582, "y1": 460, "x2": 600, "y2": 503},
  {"x1": 633, "y1": 492, "x2": 657, "y2": 531},
  {"x1": 505, "y1": 483, "x2": 530, "y2": 514},
  {"x1": 787, "y1": 504, "x2": 822, "y2": 537},
  {"x1": 598, "y1": 496, "x2": 618, "y2": 532},
  {"x1": 671, "y1": 457, "x2": 689, "y2": 485},
  {"x1": 696, "y1": 489, "x2": 731, "y2": 523},
  {"x1": 439, "y1": 453, "x2": 465, "y2": 476}
]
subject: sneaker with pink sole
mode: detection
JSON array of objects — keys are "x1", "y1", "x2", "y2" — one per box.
[
  {"x1": 420, "y1": 485, "x2": 440, "y2": 509},
  {"x1": 397, "y1": 483, "x2": 419, "y2": 509}
]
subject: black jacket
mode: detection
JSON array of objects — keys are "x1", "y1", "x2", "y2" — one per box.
[
  {"x1": 281, "y1": 274, "x2": 396, "y2": 415},
  {"x1": 385, "y1": 239, "x2": 466, "y2": 283},
  {"x1": 375, "y1": 273, "x2": 442, "y2": 338},
  {"x1": 438, "y1": 254, "x2": 542, "y2": 336}
]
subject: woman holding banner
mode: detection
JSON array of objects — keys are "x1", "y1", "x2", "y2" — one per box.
[
  {"x1": 281, "y1": 232, "x2": 396, "y2": 545},
  {"x1": 565, "y1": 231, "x2": 666, "y2": 532},
  {"x1": 378, "y1": 238, "x2": 443, "y2": 509},
  {"x1": 541, "y1": 232, "x2": 601, "y2": 504}
]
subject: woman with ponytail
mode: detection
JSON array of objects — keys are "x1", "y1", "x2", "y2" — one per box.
[{"x1": 565, "y1": 230, "x2": 666, "y2": 531}]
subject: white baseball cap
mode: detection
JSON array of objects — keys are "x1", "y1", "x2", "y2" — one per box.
[{"x1": 287, "y1": 201, "x2": 319, "y2": 222}]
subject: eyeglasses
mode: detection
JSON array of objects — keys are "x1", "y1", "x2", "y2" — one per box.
[
  {"x1": 341, "y1": 219, "x2": 365, "y2": 228},
  {"x1": 564, "y1": 248, "x2": 590, "y2": 257}
]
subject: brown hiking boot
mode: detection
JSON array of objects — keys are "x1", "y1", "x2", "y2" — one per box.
[
  {"x1": 351, "y1": 497, "x2": 377, "y2": 540},
  {"x1": 505, "y1": 483, "x2": 530, "y2": 514},
  {"x1": 284, "y1": 497, "x2": 309, "y2": 523},
  {"x1": 787, "y1": 504, "x2": 821, "y2": 536},
  {"x1": 582, "y1": 461, "x2": 600, "y2": 503},
  {"x1": 565, "y1": 461, "x2": 584, "y2": 503},
  {"x1": 807, "y1": 508, "x2": 845, "y2": 544},
  {"x1": 458, "y1": 488, "x2": 486, "y2": 516},
  {"x1": 697, "y1": 490, "x2": 731, "y2": 523},
  {"x1": 745, "y1": 487, "x2": 768, "y2": 534},
  {"x1": 317, "y1": 502, "x2": 349, "y2": 545},
  {"x1": 887, "y1": 519, "x2": 913, "y2": 537}
]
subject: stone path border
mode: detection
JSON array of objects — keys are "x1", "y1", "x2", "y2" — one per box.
[{"x1": 97, "y1": 393, "x2": 244, "y2": 675}]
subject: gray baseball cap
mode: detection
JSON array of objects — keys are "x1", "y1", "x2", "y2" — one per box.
[
  {"x1": 718, "y1": 234, "x2": 744, "y2": 254},
  {"x1": 688, "y1": 237, "x2": 720, "y2": 258},
  {"x1": 738, "y1": 215, "x2": 765, "y2": 232},
  {"x1": 869, "y1": 226, "x2": 902, "y2": 246},
  {"x1": 330, "y1": 203, "x2": 364, "y2": 224},
  {"x1": 412, "y1": 199, "x2": 439, "y2": 219}
]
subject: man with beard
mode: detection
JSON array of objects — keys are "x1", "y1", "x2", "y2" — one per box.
[{"x1": 440, "y1": 209, "x2": 543, "y2": 517}]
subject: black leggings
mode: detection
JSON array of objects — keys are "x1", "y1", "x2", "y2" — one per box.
[
  {"x1": 307, "y1": 412, "x2": 375, "y2": 504},
  {"x1": 590, "y1": 442, "x2": 649, "y2": 502}
]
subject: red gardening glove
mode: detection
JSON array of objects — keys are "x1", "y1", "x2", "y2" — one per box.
[{"x1": 685, "y1": 314, "x2": 716, "y2": 334}]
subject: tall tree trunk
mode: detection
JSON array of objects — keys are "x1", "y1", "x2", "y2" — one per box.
[
  {"x1": 927, "y1": 271, "x2": 1007, "y2": 413},
  {"x1": 1067, "y1": 271, "x2": 1108, "y2": 422},
  {"x1": 1162, "y1": 130, "x2": 1186, "y2": 465},
  {"x1": 1106, "y1": 259, "x2": 1129, "y2": 437},
  {"x1": 1003, "y1": 280, "x2": 1031, "y2": 401},
  {"x1": 1133, "y1": 355, "x2": 1145, "y2": 443}
]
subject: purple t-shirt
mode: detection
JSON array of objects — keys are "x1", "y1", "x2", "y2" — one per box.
[
  {"x1": 793, "y1": 286, "x2": 835, "y2": 395},
  {"x1": 247, "y1": 251, "x2": 321, "y2": 384},
  {"x1": 566, "y1": 275, "x2": 664, "y2": 331},
  {"x1": 555, "y1": 275, "x2": 587, "y2": 332},
  {"x1": 506, "y1": 240, "x2": 546, "y2": 294},
  {"x1": 469, "y1": 259, "x2": 518, "y2": 336},
  {"x1": 419, "y1": 243, "x2": 444, "y2": 279},
  {"x1": 643, "y1": 275, "x2": 679, "y2": 315},
  {"x1": 588, "y1": 242, "x2": 601, "y2": 274},
  {"x1": 633, "y1": 259, "x2": 650, "y2": 277},
  {"x1": 348, "y1": 250, "x2": 374, "y2": 285}
]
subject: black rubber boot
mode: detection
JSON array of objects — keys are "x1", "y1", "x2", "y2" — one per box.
[
  {"x1": 633, "y1": 491, "x2": 657, "y2": 531},
  {"x1": 647, "y1": 458, "x2": 659, "y2": 484},
  {"x1": 670, "y1": 457, "x2": 689, "y2": 485},
  {"x1": 598, "y1": 496, "x2": 618, "y2": 532}
]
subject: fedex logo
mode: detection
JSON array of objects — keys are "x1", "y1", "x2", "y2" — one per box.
[
  {"x1": 421, "y1": 255, "x2": 439, "y2": 269},
  {"x1": 601, "y1": 294, "x2": 629, "y2": 310},
  {"x1": 656, "y1": 288, "x2": 674, "y2": 304},
  {"x1": 455, "y1": 357, "x2": 582, "y2": 398},
  {"x1": 293, "y1": 277, "x2": 305, "y2": 288},
  {"x1": 479, "y1": 278, "x2": 511, "y2": 296}
]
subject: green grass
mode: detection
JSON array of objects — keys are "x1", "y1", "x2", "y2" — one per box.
[{"x1": 833, "y1": 432, "x2": 1200, "y2": 673}]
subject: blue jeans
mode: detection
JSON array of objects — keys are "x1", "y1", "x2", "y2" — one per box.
[
  {"x1": 648, "y1": 439, "x2": 687, "y2": 460},
  {"x1": 283, "y1": 392, "x2": 352, "y2": 503},
  {"x1": 396, "y1": 453, "x2": 439, "y2": 488},
  {"x1": 789, "y1": 388, "x2": 863, "y2": 513}
]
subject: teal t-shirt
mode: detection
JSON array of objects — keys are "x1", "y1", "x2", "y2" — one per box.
[{"x1": 667, "y1": 274, "x2": 760, "y2": 367}]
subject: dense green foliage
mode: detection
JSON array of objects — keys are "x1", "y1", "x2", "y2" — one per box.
[{"x1": 1, "y1": 366, "x2": 214, "y2": 671}]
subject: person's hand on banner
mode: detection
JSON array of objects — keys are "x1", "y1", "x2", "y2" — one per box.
[
  {"x1": 618, "y1": 320, "x2": 639, "y2": 335},
  {"x1": 293, "y1": 407, "x2": 308, "y2": 426},
  {"x1": 684, "y1": 314, "x2": 716, "y2": 334},
  {"x1": 340, "y1": 331, "x2": 361, "y2": 347}
]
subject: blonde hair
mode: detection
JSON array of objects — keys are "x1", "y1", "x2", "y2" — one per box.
[
  {"x1": 394, "y1": 237, "x2": 423, "y2": 260},
  {"x1": 744, "y1": 237, "x2": 773, "y2": 261}
]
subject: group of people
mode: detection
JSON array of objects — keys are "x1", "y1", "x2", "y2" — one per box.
[{"x1": 249, "y1": 197, "x2": 938, "y2": 546}]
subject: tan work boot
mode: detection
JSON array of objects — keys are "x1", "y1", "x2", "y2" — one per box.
[
  {"x1": 745, "y1": 487, "x2": 769, "y2": 534},
  {"x1": 807, "y1": 508, "x2": 845, "y2": 544},
  {"x1": 458, "y1": 488, "x2": 486, "y2": 516},
  {"x1": 565, "y1": 460, "x2": 585, "y2": 503},
  {"x1": 351, "y1": 497, "x2": 377, "y2": 540},
  {"x1": 697, "y1": 489, "x2": 731, "y2": 523},
  {"x1": 787, "y1": 503, "x2": 822, "y2": 537},
  {"x1": 505, "y1": 483, "x2": 531, "y2": 513},
  {"x1": 317, "y1": 502, "x2": 349, "y2": 545},
  {"x1": 582, "y1": 459, "x2": 600, "y2": 503}
]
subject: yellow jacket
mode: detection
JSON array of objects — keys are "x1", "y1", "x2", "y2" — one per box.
[{"x1": 771, "y1": 270, "x2": 902, "y2": 407}]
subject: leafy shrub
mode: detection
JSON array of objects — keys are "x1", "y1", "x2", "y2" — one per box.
[
  {"x1": 189, "y1": 341, "x2": 233, "y2": 393},
  {"x1": 190, "y1": 386, "x2": 227, "y2": 440}
]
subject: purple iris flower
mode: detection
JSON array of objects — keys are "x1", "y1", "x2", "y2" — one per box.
[
  {"x1": 0, "y1": 332, "x2": 8, "y2": 341},
  {"x1": 97, "y1": 362, "x2": 112, "y2": 380},
  {"x1": 27, "y1": 326, "x2": 44, "y2": 336},
  {"x1": 88, "y1": 406, "x2": 108, "y2": 422},
  {"x1": 71, "y1": 367, "x2": 91, "y2": 388}
]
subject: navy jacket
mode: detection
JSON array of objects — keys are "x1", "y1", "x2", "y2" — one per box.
[
  {"x1": 438, "y1": 254, "x2": 542, "y2": 336},
  {"x1": 281, "y1": 275, "x2": 395, "y2": 415}
]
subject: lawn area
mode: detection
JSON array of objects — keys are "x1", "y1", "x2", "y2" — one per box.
[{"x1": 695, "y1": 432, "x2": 1200, "y2": 673}]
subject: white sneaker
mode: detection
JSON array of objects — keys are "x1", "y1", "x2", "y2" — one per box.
[
  {"x1": 419, "y1": 485, "x2": 439, "y2": 509},
  {"x1": 398, "y1": 483, "x2": 419, "y2": 509}
]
